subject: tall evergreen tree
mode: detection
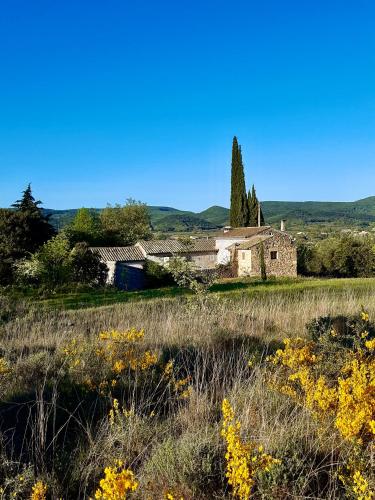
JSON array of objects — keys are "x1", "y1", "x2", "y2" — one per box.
[
  {"x1": 247, "y1": 184, "x2": 265, "y2": 226},
  {"x1": 11, "y1": 184, "x2": 55, "y2": 253},
  {"x1": 248, "y1": 185, "x2": 257, "y2": 226},
  {"x1": 0, "y1": 185, "x2": 55, "y2": 284},
  {"x1": 230, "y1": 137, "x2": 248, "y2": 227},
  {"x1": 12, "y1": 184, "x2": 42, "y2": 213}
]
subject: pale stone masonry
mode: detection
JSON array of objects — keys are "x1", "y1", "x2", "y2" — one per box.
[
  {"x1": 222, "y1": 226, "x2": 297, "y2": 278},
  {"x1": 234, "y1": 231, "x2": 297, "y2": 277},
  {"x1": 91, "y1": 239, "x2": 218, "y2": 289},
  {"x1": 135, "y1": 239, "x2": 217, "y2": 269},
  {"x1": 90, "y1": 224, "x2": 297, "y2": 289}
]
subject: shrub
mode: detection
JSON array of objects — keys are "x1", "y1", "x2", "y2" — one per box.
[
  {"x1": 300, "y1": 236, "x2": 375, "y2": 278},
  {"x1": 144, "y1": 260, "x2": 175, "y2": 288},
  {"x1": 15, "y1": 235, "x2": 108, "y2": 289},
  {"x1": 71, "y1": 243, "x2": 108, "y2": 286}
]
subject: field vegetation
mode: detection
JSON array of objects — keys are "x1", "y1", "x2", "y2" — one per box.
[{"x1": 0, "y1": 284, "x2": 374, "y2": 498}]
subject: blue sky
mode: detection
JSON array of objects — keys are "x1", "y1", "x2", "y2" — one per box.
[{"x1": 0, "y1": 1, "x2": 374, "y2": 211}]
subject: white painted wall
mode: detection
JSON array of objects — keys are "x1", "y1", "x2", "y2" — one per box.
[{"x1": 215, "y1": 238, "x2": 248, "y2": 265}]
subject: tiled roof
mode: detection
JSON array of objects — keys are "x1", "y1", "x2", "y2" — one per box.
[
  {"x1": 233, "y1": 234, "x2": 273, "y2": 250},
  {"x1": 216, "y1": 226, "x2": 272, "y2": 238},
  {"x1": 137, "y1": 239, "x2": 217, "y2": 254},
  {"x1": 90, "y1": 246, "x2": 145, "y2": 262}
]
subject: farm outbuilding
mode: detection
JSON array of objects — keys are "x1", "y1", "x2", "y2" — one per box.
[
  {"x1": 90, "y1": 246, "x2": 145, "y2": 290},
  {"x1": 91, "y1": 225, "x2": 296, "y2": 289},
  {"x1": 91, "y1": 238, "x2": 218, "y2": 290}
]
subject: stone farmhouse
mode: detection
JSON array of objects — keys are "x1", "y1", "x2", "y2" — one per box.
[
  {"x1": 91, "y1": 223, "x2": 297, "y2": 290},
  {"x1": 91, "y1": 238, "x2": 217, "y2": 290},
  {"x1": 219, "y1": 225, "x2": 297, "y2": 278}
]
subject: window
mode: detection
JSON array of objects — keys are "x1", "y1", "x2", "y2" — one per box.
[
  {"x1": 242, "y1": 251, "x2": 246, "y2": 260},
  {"x1": 270, "y1": 251, "x2": 278, "y2": 260}
]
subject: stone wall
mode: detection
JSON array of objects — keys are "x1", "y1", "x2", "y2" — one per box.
[
  {"x1": 237, "y1": 231, "x2": 297, "y2": 278},
  {"x1": 147, "y1": 252, "x2": 217, "y2": 270}
]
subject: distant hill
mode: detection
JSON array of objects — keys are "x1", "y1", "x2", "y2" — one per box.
[
  {"x1": 262, "y1": 198, "x2": 375, "y2": 228},
  {"x1": 153, "y1": 213, "x2": 218, "y2": 232},
  {"x1": 197, "y1": 206, "x2": 230, "y2": 226},
  {"x1": 38, "y1": 197, "x2": 375, "y2": 233},
  {"x1": 147, "y1": 206, "x2": 195, "y2": 223}
]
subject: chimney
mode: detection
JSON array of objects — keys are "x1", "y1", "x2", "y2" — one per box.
[{"x1": 280, "y1": 220, "x2": 286, "y2": 232}]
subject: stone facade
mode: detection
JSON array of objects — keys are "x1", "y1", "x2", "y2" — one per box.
[
  {"x1": 91, "y1": 228, "x2": 297, "y2": 290},
  {"x1": 236, "y1": 230, "x2": 297, "y2": 278},
  {"x1": 146, "y1": 251, "x2": 217, "y2": 269}
]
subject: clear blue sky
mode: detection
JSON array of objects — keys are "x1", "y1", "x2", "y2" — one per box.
[{"x1": 0, "y1": 1, "x2": 374, "y2": 211}]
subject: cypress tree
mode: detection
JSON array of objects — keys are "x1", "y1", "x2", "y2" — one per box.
[
  {"x1": 238, "y1": 146, "x2": 249, "y2": 225},
  {"x1": 248, "y1": 185, "x2": 258, "y2": 226},
  {"x1": 230, "y1": 137, "x2": 248, "y2": 227},
  {"x1": 248, "y1": 184, "x2": 265, "y2": 226}
]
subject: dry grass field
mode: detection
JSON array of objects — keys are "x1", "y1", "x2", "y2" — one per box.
[{"x1": 0, "y1": 283, "x2": 374, "y2": 498}]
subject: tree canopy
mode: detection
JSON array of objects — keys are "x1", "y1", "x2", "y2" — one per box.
[{"x1": 100, "y1": 199, "x2": 152, "y2": 246}]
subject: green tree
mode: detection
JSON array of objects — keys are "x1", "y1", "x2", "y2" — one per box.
[
  {"x1": 0, "y1": 186, "x2": 55, "y2": 284},
  {"x1": 248, "y1": 185, "x2": 265, "y2": 227},
  {"x1": 16, "y1": 236, "x2": 108, "y2": 288},
  {"x1": 230, "y1": 137, "x2": 248, "y2": 227},
  {"x1": 16, "y1": 233, "x2": 72, "y2": 287},
  {"x1": 71, "y1": 243, "x2": 108, "y2": 285},
  {"x1": 100, "y1": 199, "x2": 152, "y2": 245},
  {"x1": 300, "y1": 236, "x2": 375, "y2": 278},
  {"x1": 11, "y1": 184, "x2": 55, "y2": 252},
  {"x1": 67, "y1": 208, "x2": 101, "y2": 245}
]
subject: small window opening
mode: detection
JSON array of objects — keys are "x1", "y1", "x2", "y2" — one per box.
[{"x1": 270, "y1": 251, "x2": 278, "y2": 260}]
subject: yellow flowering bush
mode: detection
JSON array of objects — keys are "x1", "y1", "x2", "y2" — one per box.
[
  {"x1": 221, "y1": 399, "x2": 280, "y2": 499},
  {"x1": 162, "y1": 359, "x2": 192, "y2": 400},
  {"x1": 30, "y1": 480, "x2": 47, "y2": 500},
  {"x1": 62, "y1": 338, "x2": 85, "y2": 369},
  {"x1": 61, "y1": 328, "x2": 158, "y2": 393},
  {"x1": 94, "y1": 461, "x2": 138, "y2": 499},
  {"x1": 269, "y1": 310, "x2": 375, "y2": 498},
  {"x1": 339, "y1": 463, "x2": 373, "y2": 500},
  {"x1": 96, "y1": 328, "x2": 158, "y2": 373},
  {"x1": 0, "y1": 358, "x2": 10, "y2": 376},
  {"x1": 335, "y1": 355, "x2": 375, "y2": 443},
  {"x1": 269, "y1": 313, "x2": 375, "y2": 445},
  {"x1": 164, "y1": 492, "x2": 184, "y2": 499},
  {"x1": 270, "y1": 337, "x2": 318, "y2": 370}
]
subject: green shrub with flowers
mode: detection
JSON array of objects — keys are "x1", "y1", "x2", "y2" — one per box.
[{"x1": 268, "y1": 309, "x2": 375, "y2": 499}]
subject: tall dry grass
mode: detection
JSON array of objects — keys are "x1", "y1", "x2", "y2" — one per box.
[{"x1": 0, "y1": 287, "x2": 373, "y2": 498}]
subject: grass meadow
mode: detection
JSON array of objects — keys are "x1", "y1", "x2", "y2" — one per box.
[{"x1": 0, "y1": 279, "x2": 374, "y2": 498}]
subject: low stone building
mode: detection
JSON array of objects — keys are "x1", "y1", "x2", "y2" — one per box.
[
  {"x1": 91, "y1": 227, "x2": 296, "y2": 289},
  {"x1": 136, "y1": 239, "x2": 217, "y2": 269},
  {"x1": 222, "y1": 226, "x2": 297, "y2": 278},
  {"x1": 91, "y1": 238, "x2": 218, "y2": 290},
  {"x1": 91, "y1": 246, "x2": 145, "y2": 290}
]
